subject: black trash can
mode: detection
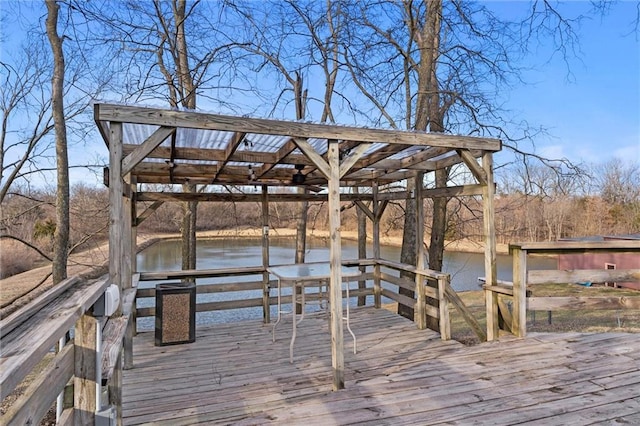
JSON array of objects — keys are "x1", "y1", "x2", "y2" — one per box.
[{"x1": 155, "y1": 281, "x2": 196, "y2": 346}]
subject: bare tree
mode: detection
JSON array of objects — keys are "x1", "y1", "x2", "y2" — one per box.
[{"x1": 45, "y1": 0, "x2": 70, "y2": 283}]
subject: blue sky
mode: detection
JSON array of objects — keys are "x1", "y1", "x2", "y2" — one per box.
[
  {"x1": 493, "y1": 1, "x2": 639, "y2": 166},
  {"x1": 2, "y1": 1, "x2": 639, "y2": 190}
]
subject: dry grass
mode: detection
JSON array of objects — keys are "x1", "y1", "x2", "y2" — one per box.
[{"x1": 449, "y1": 284, "x2": 640, "y2": 345}]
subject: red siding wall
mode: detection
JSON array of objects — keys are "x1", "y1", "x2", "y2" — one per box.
[{"x1": 558, "y1": 253, "x2": 640, "y2": 290}]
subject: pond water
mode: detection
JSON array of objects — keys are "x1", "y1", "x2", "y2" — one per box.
[{"x1": 136, "y1": 237, "x2": 556, "y2": 328}]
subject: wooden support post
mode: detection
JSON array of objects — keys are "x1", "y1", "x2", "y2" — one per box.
[
  {"x1": 122, "y1": 173, "x2": 133, "y2": 290},
  {"x1": 109, "y1": 122, "x2": 124, "y2": 314},
  {"x1": 512, "y1": 246, "x2": 527, "y2": 338},
  {"x1": 355, "y1": 187, "x2": 367, "y2": 306},
  {"x1": 262, "y1": 186, "x2": 271, "y2": 324},
  {"x1": 414, "y1": 173, "x2": 427, "y2": 330},
  {"x1": 123, "y1": 174, "x2": 135, "y2": 370},
  {"x1": 110, "y1": 353, "x2": 123, "y2": 425},
  {"x1": 74, "y1": 313, "x2": 97, "y2": 425},
  {"x1": 482, "y1": 152, "x2": 499, "y2": 341},
  {"x1": 373, "y1": 182, "x2": 382, "y2": 308},
  {"x1": 438, "y1": 275, "x2": 451, "y2": 340},
  {"x1": 327, "y1": 141, "x2": 345, "y2": 391}
]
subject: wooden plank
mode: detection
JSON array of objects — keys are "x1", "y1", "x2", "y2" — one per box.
[
  {"x1": 109, "y1": 121, "x2": 124, "y2": 308},
  {"x1": 138, "y1": 266, "x2": 264, "y2": 281},
  {"x1": 212, "y1": 131, "x2": 246, "y2": 182},
  {"x1": 457, "y1": 149, "x2": 488, "y2": 185},
  {"x1": 414, "y1": 172, "x2": 426, "y2": 330},
  {"x1": 261, "y1": 186, "x2": 270, "y2": 324},
  {"x1": 136, "y1": 289, "x2": 374, "y2": 318},
  {"x1": 438, "y1": 276, "x2": 451, "y2": 340},
  {"x1": 0, "y1": 276, "x2": 80, "y2": 338},
  {"x1": 74, "y1": 313, "x2": 97, "y2": 425},
  {"x1": 121, "y1": 309, "x2": 640, "y2": 425},
  {"x1": 528, "y1": 296, "x2": 640, "y2": 311},
  {"x1": 136, "y1": 200, "x2": 164, "y2": 226},
  {"x1": 121, "y1": 126, "x2": 175, "y2": 176},
  {"x1": 339, "y1": 143, "x2": 372, "y2": 178},
  {"x1": 327, "y1": 141, "x2": 344, "y2": 390},
  {"x1": 482, "y1": 151, "x2": 499, "y2": 341},
  {"x1": 101, "y1": 316, "x2": 128, "y2": 385},
  {"x1": 379, "y1": 272, "x2": 437, "y2": 298},
  {"x1": 372, "y1": 182, "x2": 382, "y2": 308},
  {"x1": 95, "y1": 104, "x2": 502, "y2": 150},
  {"x1": 510, "y1": 240, "x2": 640, "y2": 253},
  {"x1": 512, "y1": 246, "x2": 527, "y2": 338},
  {"x1": 528, "y1": 269, "x2": 640, "y2": 285},
  {"x1": 135, "y1": 191, "x2": 373, "y2": 203},
  {"x1": 3, "y1": 343, "x2": 74, "y2": 426},
  {"x1": 0, "y1": 277, "x2": 109, "y2": 401},
  {"x1": 293, "y1": 137, "x2": 331, "y2": 178},
  {"x1": 444, "y1": 282, "x2": 486, "y2": 342}
]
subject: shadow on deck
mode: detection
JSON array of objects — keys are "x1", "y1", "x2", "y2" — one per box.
[{"x1": 123, "y1": 307, "x2": 640, "y2": 425}]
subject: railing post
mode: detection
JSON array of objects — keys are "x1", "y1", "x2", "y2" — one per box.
[
  {"x1": 512, "y1": 246, "x2": 527, "y2": 337},
  {"x1": 261, "y1": 186, "x2": 271, "y2": 324},
  {"x1": 373, "y1": 182, "x2": 382, "y2": 308},
  {"x1": 438, "y1": 275, "x2": 451, "y2": 340},
  {"x1": 74, "y1": 312, "x2": 98, "y2": 425}
]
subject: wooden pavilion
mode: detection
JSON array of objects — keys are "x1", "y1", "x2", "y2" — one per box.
[
  {"x1": 94, "y1": 103, "x2": 502, "y2": 391},
  {"x1": 5, "y1": 104, "x2": 640, "y2": 425}
]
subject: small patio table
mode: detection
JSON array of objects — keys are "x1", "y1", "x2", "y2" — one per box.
[{"x1": 269, "y1": 262, "x2": 360, "y2": 362}]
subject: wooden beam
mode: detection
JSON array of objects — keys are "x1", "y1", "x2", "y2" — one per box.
[
  {"x1": 482, "y1": 152, "x2": 499, "y2": 341},
  {"x1": 327, "y1": 140, "x2": 345, "y2": 391},
  {"x1": 136, "y1": 191, "x2": 372, "y2": 203},
  {"x1": 354, "y1": 200, "x2": 375, "y2": 222},
  {"x1": 339, "y1": 143, "x2": 372, "y2": 178},
  {"x1": 457, "y1": 149, "x2": 487, "y2": 185},
  {"x1": 136, "y1": 200, "x2": 164, "y2": 226},
  {"x1": 109, "y1": 122, "x2": 124, "y2": 305},
  {"x1": 528, "y1": 269, "x2": 640, "y2": 285},
  {"x1": 512, "y1": 246, "x2": 527, "y2": 338},
  {"x1": 95, "y1": 104, "x2": 502, "y2": 151},
  {"x1": 372, "y1": 182, "x2": 382, "y2": 308},
  {"x1": 256, "y1": 138, "x2": 298, "y2": 178},
  {"x1": 212, "y1": 131, "x2": 246, "y2": 182},
  {"x1": 261, "y1": 186, "x2": 270, "y2": 324},
  {"x1": 510, "y1": 241, "x2": 640, "y2": 253},
  {"x1": 294, "y1": 138, "x2": 331, "y2": 177},
  {"x1": 444, "y1": 282, "x2": 487, "y2": 342},
  {"x1": 415, "y1": 172, "x2": 427, "y2": 330},
  {"x1": 528, "y1": 296, "x2": 640, "y2": 311},
  {"x1": 122, "y1": 126, "x2": 175, "y2": 176}
]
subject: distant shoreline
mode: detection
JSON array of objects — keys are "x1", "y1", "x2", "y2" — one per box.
[{"x1": 141, "y1": 227, "x2": 510, "y2": 255}]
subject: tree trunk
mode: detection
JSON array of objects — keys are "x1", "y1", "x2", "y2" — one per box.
[
  {"x1": 181, "y1": 183, "x2": 197, "y2": 272},
  {"x1": 398, "y1": 0, "x2": 443, "y2": 321},
  {"x1": 46, "y1": 0, "x2": 69, "y2": 284}
]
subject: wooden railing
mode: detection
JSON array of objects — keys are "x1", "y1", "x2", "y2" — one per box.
[
  {"x1": 490, "y1": 241, "x2": 640, "y2": 338},
  {"x1": 133, "y1": 258, "x2": 454, "y2": 340},
  {"x1": 0, "y1": 275, "x2": 135, "y2": 425}
]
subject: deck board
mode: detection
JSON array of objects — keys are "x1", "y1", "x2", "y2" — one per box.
[{"x1": 123, "y1": 307, "x2": 640, "y2": 425}]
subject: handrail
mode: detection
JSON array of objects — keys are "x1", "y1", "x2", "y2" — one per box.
[
  {"x1": 0, "y1": 276, "x2": 110, "y2": 425},
  {"x1": 497, "y1": 242, "x2": 640, "y2": 338}
]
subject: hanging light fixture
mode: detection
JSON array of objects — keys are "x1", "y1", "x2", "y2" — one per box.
[{"x1": 292, "y1": 164, "x2": 306, "y2": 184}]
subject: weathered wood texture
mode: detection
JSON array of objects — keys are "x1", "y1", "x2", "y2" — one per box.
[
  {"x1": 505, "y1": 242, "x2": 640, "y2": 338},
  {"x1": 0, "y1": 277, "x2": 109, "y2": 401},
  {"x1": 121, "y1": 308, "x2": 640, "y2": 425}
]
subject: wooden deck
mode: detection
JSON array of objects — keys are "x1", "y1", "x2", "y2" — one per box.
[{"x1": 123, "y1": 308, "x2": 640, "y2": 425}]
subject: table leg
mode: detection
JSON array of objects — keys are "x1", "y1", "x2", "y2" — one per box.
[
  {"x1": 290, "y1": 280, "x2": 298, "y2": 363},
  {"x1": 272, "y1": 277, "x2": 283, "y2": 342},
  {"x1": 345, "y1": 281, "x2": 357, "y2": 354}
]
